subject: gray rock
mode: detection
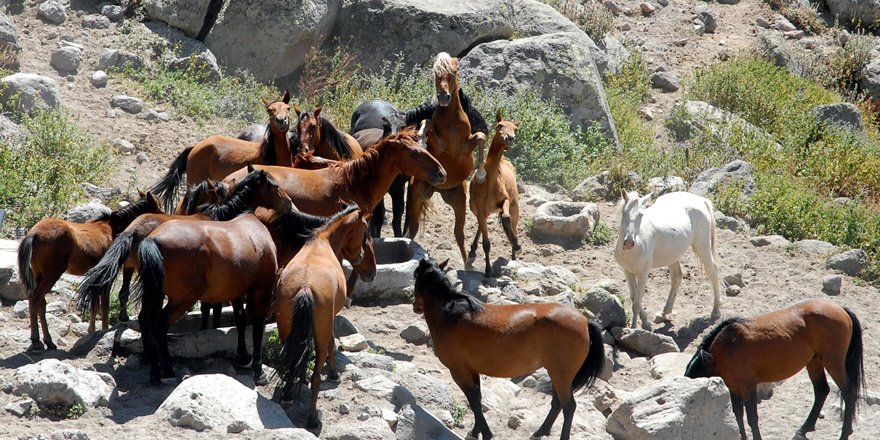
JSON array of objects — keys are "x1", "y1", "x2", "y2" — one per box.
[
  {"x1": 574, "y1": 287, "x2": 625, "y2": 329},
  {"x1": 345, "y1": 351, "x2": 395, "y2": 371},
  {"x1": 96, "y1": 50, "x2": 146, "y2": 72},
  {"x1": 339, "y1": 333, "x2": 369, "y2": 352},
  {"x1": 81, "y1": 14, "x2": 110, "y2": 29},
  {"x1": 112, "y1": 139, "x2": 135, "y2": 154},
  {"x1": 400, "y1": 320, "x2": 430, "y2": 345},
  {"x1": 640, "y1": 2, "x2": 656, "y2": 15},
  {"x1": 792, "y1": 239, "x2": 840, "y2": 255},
  {"x1": 50, "y1": 47, "x2": 81, "y2": 73},
  {"x1": 813, "y1": 103, "x2": 863, "y2": 132},
  {"x1": 669, "y1": 100, "x2": 775, "y2": 144},
  {"x1": 12, "y1": 300, "x2": 28, "y2": 318},
  {"x1": 0, "y1": 12, "x2": 19, "y2": 53},
  {"x1": 693, "y1": 5, "x2": 718, "y2": 34},
  {"x1": 157, "y1": 374, "x2": 293, "y2": 432},
  {"x1": 354, "y1": 375, "x2": 415, "y2": 406},
  {"x1": 461, "y1": 31, "x2": 619, "y2": 139},
  {"x1": 725, "y1": 285, "x2": 741, "y2": 297},
  {"x1": 91, "y1": 70, "x2": 108, "y2": 87},
  {"x1": 65, "y1": 201, "x2": 111, "y2": 223},
  {"x1": 334, "y1": 315, "x2": 358, "y2": 338},
  {"x1": 0, "y1": 240, "x2": 25, "y2": 303},
  {"x1": 646, "y1": 176, "x2": 685, "y2": 196},
  {"x1": 603, "y1": 0, "x2": 623, "y2": 15},
  {"x1": 723, "y1": 273, "x2": 745, "y2": 288},
  {"x1": 823, "y1": 274, "x2": 843, "y2": 294},
  {"x1": 146, "y1": 22, "x2": 221, "y2": 81},
  {"x1": 50, "y1": 430, "x2": 90, "y2": 440},
  {"x1": 396, "y1": 404, "x2": 462, "y2": 440},
  {"x1": 861, "y1": 54, "x2": 880, "y2": 102},
  {"x1": 774, "y1": 14, "x2": 797, "y2": 31},
  {"x1": 144, "y1": 0, "x2": 212, "y2": 37},
  {"x1": 530, "y1": 201, "x2": 600, "y2": 246},
  {"x1": 137, "y1": 109, "x2": 171, "y2": 121},
  {"x1": 591, "y1": 35, "x2": 630, "y2": 79},
  {"x1": 244, "y1": 428, "x2": 318, "y2": 440},
  {"x1": 11, "y1": 359, "x2": 115, "y2": 410},
  {"x1": 5, "y1": 397, "x2": 36, "y2": 418},
  {"x1": 718, "y1": 0, "x2": 740, "y2": 4},
  {"x1": 398, "y1": 372, "x2": 454, "y2": 412},
  {"x1": 0, "y1": 113, "x2": 21, "y2": 144},
  {"x1": 572, "y1": 171, "x2": 614, "y2": 201},
  {"x1": 825, "y1": 0, "x2": 880, "y2": 29},
  {"x1": 321, "y1": 417, "x2": 396, "y2": 440},
  {"x1": 607, "y1": 377, "x2": 739, "y2": 439},
  {"x1": 650, "y1": 70, "x2": 680, "y2": 92},
  {"x1": 689, "y1": 159, "x2": 755, "y2": 198},
  {"x1": 750, "y1": 235, "x2": 790, "y2": 247},
  {"x1": 101, "y1": 5, "x2": 125, "y2": 22},
  {"x1": 493, "y1": 260, "x2": 578, "y2": 297},
  {"x1": 110, "y1": 95, "x2": 144, "y2": 114},
  {"x1": 350, "y1": 238, "x2": 427, "y2": 305},
  {"x1": 715, "y1": 213, "x2": 749, "y2": 233},
  {"x1": 756, "y1": 31, "x2": 802, "y2": 74},
  {"x1": 38, "y1": 1, "x2": 67, "y2": 25},
  {"x1": 0, "y1": 73, "x2": 61, "y2": 113},
  {"x1": 825, "y1": 249, "x2": 868, "y2": 276},
  {"x1": 756, "y1": 16, "x2": 772, "y2": 28},
  {"x1": 648, "y1": 352, "x2": 694, "y2": 380},
  {"x1": 611, "y1": 327, "x2": 679, "y2": 357},
  {"x1": 46, "y1": 301, "x2": 66, "y2": 316}
]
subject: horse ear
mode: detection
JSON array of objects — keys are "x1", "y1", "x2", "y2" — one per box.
[
  {"x1": 281, "y1": 90, "x2": 291, "y2": 104},
  {"x1": 495, "y1": 109, "x2": 503, "y2": 124},
  {"x1": 247, "y1": 162, "x2": 255, "y2": 173},
  {"x1": 621, "y1": 190, "x2": 629, "y2": 202},
  {"x1": 294, "y1": 104, "x2": 302, "y2": 116},
  {"x1": 261, "y1": 98, "x2": 269, "y2": 106},
  {"x1": 640, "y1": 192, "x2": 654, "y2": 205},
  {"x1": 314, "y1": 107, "x2": 322, "y2": 119},
  {"x1": 438, "y1": 258, "x2": 450, "y2": 270},
  {"x1": 137, "y1": 188, "x2": 145, "y2": 197}
]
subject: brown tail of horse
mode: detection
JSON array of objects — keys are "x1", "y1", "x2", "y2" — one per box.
[
  {"x1": 843, "y1": 307, "x2": 865, "y2": 416},
  {"x1": 572, "y1": 321, "x2": 605, "y2": 393},
  {"x1": 152, "y1": 147, "x2": 192, "y2": 213},
  {"x1": 17, "y1": 235, "x2": 35, "y2": 297},
  {"x1": 134, "y1": 237, "x2": 165, "y2": 347},
  {"x1": 75, "y1": 231, "x2": 134, "y2": 314},
  {"x1": 276, "y1": 288, "x2": 315, "y2": 395}
]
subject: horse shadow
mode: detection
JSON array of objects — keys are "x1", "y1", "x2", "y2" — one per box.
[{"x1": 653, "y1": 316, "x2": 716, "y2": 351}]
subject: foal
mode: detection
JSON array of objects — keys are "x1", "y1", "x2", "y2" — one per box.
[
  {"x1": 686, "y1": 298, "x2": 864, "y2": 440},
  {"x1": 413, "y1": 258, "x2": 604, "y2": 440},
  {"x1": 468, "y1": 110, "x2": 521, "y2": 275},
  {"x1": 614, "y1": 190, "x2": 722, "y2": 329}
]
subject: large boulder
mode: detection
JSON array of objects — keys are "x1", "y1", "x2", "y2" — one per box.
[
  {"x1": 143, "y1": 0, "x2": 213, "y2": 37},
  {"x1": 204, "y1": 0, "x2": 339, "y2": 82},
  {"x1": 146, "y1": 22, "x2": 221, "y2": 80},
  {"x1": 0, "y1": 239, "x2": 25, "y2": 303},
  {"x1": 65, "y1": 201, "x2": 111, "y2": 223},
  {"x1": 96, "y1": 50, "x2": 148, "y2": 72},
  {"x1": 157, "y1": 374, "x2": 293, "y2": 432},
  {"x1": 689, "y1": 159, "x2": 755, "y2": 199},
  {"x1": 460, "y1": 31, "x2": 619, "y2": 138},
  {"x1": 825, "y1": 0, "x2": 880, "y2": 28},
  {"x1": 574, "y1": 287, "x2": 625, "y2": 329},
  {"x1": 669, "y1": 101, "x2": 776, "y2": 144},
  {"x1": 11, "y1": 359, "x2": 116, "y2": 411},
  {"x1": 812, "y1": 102, "x2": 863, "y2": 132},
  {"x1": 0, "y1": 73, "x2": 60, "y2": 113},
  {"x1": 606, "y1": 376, "x2": 739, "y2": 439},
  {"x1": 0, "y1": 11, "x2": 19, "y2": 53},
  {"x1": 825, "y1": 249, "x2": 869, "y2": 276}
]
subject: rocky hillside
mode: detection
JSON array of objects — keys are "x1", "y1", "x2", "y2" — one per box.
[{"x1": 0, "y1": 0, "x2": 879, "y2": 439}]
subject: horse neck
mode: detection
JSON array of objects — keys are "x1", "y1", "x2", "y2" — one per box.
[
  {"x1": 341, "y1": 149, "x2": 396, "y2": 206},
  {"x1": 315, "y1": 218, "x2": 354, "y2": 260},
  {"x1": 421, "y1": 291, "x2": 456, "y2": 334},
  {"x1": 266, "y1": 127, "x2": 293, "y2": 166},
  {"x1": 485, "y1": 136, "x2": 507, "y2": 168}
]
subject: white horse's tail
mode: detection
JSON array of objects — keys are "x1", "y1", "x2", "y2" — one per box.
[{"x1": 704, "y1": 199, "x2": 718, "y2": 260}]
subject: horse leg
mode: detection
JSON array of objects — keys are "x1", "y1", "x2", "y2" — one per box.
[
  {"x1": 212, "y1": 302, "x2": 222, "y2": 329},
  {"x1": 325, "y1": 336, "x2": 340, "y2": 382},
  {"x1": 390, "y1": 175, "x2": 407, "y2": 238},
  {"x1": 157, "y1": 303, "x2": 189, "y2": 383},
  {"x1": 500, "y1": 200, "x2": 520, "y2": 259},
  {"x1": 308, "y1": 339, "x2": 329, "y2": 428},
  {"x1": 439, "y1": 184, "x2": 469, "y2": 265},
  {"x1": 655, "y1": 261, "x2": 682, "y2": 324},
  {"x1": 533, "y1": 392, "x2": 562, "y2": 438},
  {"x1": 232, "y1": 301, "x2": 251, "y2": 368},
  {"x1": 623, "y1": 271, "x2": 639, "y2": 329},
  {"x1": 117, "y1": 267, "x2": 133, "y2": 322},
  {"x1": 468, "y1": 228, "x2": 481, "y2": 266},
  {"x1": 823, "y1": 353, "x2": 855, "y2": 439},
  {"x1": 200, "y1": 301, "x2": 211, "y2": 331},
  {"x1": 27, "y1": 295, "x2": 44, "y2": 352},
  {"x1": 344, "y1": 270, "x2": 358, "y2": 308},
  {"x1": 404, "y1": 180, "x2": 432, "y2": 239},
  {"x1": 559, "y1": 393, "x2": 577, "y2": 440},
  {"x1": 39, "y1": 297, "x2": 56, "y2": 350},
  {"x1": 694, "y1": 239, "x2": 722, "y2": 320},
  {"x1": 247, "y1": 296, "x2": 267, "y2": 385},
  {"x1": 369, "y1": 199, "x2": 385, "y2": 238},
  {"x1": 744, "y1": 393, "x2": 763, "y2": 440},
  {"x1": 479, "y1": 217, "x2": 492, "y2": 276},
  {"x1": 730, "y1": 394, "x2": 747, "y2": 440},
  {"x1": 795, "y1": 358, "x2": 830, "y2": 439},
  {"x1": 452, "y1": 371, "x2": 492, "y2": 440}
]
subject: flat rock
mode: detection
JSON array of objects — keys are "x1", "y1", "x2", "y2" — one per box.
[
  {"x1": 5, "y1": 397, "x2": 36, "y2": 417},
  {"x1": 792, "y1": 239, "x2": 840, "y2": 256},
  {"x1": 397, "y1": 372, "x2": 454, "y2": 413},
  {"x1": 110, "y1": 95, "x2": 144, "y2": 114},
  {"x1": 689, "y1": 159, "x2": 755, "y2": 199},
  {"x1": 400, "y1": 320, "x2": 430, "y2": 345},
  {"x1": 334, "y1": 315, "x2": 359, "y2": 337},
  {"x1": 96, "y1": 50, "x2": 147, "y2": 72},
  {"x1": 339, "y1": 333, "x2": 369, "y2": 352},
  {"x1": 492, "y1": 260, "x2": 578, "y2": 297},
  {"x1": 611, "y1": 327, "x2": 679, "y2": 357},
  {"x1": 750, "y1": 235, "x2": 790, "y2": 247},
  {"x1": 321, "y1": 416, "x2": 396, "y2": 440},
  {"x1": 648, "y1": 352, "x2": 693, "y2": 380}
]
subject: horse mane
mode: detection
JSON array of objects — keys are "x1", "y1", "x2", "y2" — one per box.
[
  {"x1": 303, "y1": 111, "x2": 354, "y2": 159},
  {"x1": 685, "y1": 317, "x2": 748, "y2": 378},
  {"x1": 416, "y1": 259, "x2": 485, "y2": 321},
  {"x1": 204, "y1": 171, "x2": 263, "y2": 221},
  {"x1": 433, "y1": 52, "x2": 456, "y2": 77},
  {"x1": 105, "y1": 195, "x2": 158, "y2": 231},
  {"x1": 271, "y1": 209, "x2": 332, "y2": 250},
  {"x1": 179, "y1": 180, "x2": 229, "y2": 216},
  {"x1": 305, "y1": 202, "x2": 360, "y2": 243},
  {"x1": 259, "y1": 125, "x2": 277, "y2": 164},
  {"x1": 334, "y1": 129, "x2": 418, "y2": 187},
  {"x1": 403, "y1": 88, "x2": 488, "y2": 135}
]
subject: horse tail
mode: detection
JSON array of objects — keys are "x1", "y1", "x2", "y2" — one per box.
[
  {"x1": 843, "y1": 307, "x2": 865, "y2": 416},
  {"x1": 75, "y1": 231, "x2": 133, "y2": 314},
  {"x1": 151, "y1": 146, "x2": 192, "y2": 213},
  {"x1": 134, "y1": 237, "x2": 165, "y2": 344},
  {"x1": 704, "y1": 198, "x2": 718, "y2": 261},
  {"x1": 572, "y1": 321, "x2": 605, "y2": 393},
  {"x1": 17, "y1": 235, "x2": 35, "y2": 297},
  {"x1": 275, "y1": 288, "x2": 315, "y2": 394}
]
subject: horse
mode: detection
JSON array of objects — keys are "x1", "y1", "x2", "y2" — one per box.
[
  {"x1": 613, "y1": 190, "x2": 722, "y2": 330},
  {"x1": 685, "y1": 298, "x2": 865, "y2": 440},
  {"x1": 17, "y1": 191, "x2": 164, "y2": 352},
  {"x1": 350, "y1": 89, "x2": 488, "y2": 238},
  {"x1": 132, "y1": 169, "x2": 333, "y2": 385},
  {"x1": 294, "y1": 106, "x2": 363, "y2": 161},
  {"x1": 75, "y1": 180, "x2": 230, "y2": 324},
  {"x1": 270, "y1": 204, "x2": 376, "y2": 427},
  {"x1": 412, "y1": 258, "x2": 604, "y2": 440},
  {"x1": 467, "y1": 110, "x2": 521, "y2": 275},
  {"x1": 151, "y1": 91, "x2": 294, "y2": 212},
  {"x1": 405, "y1": 52, "x2": 488, "y2": 265}
]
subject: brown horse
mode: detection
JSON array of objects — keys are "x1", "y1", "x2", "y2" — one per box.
[
  {"x1": 18, "y1": 191, "x2": 164, "y2": 352},
  {"x1": 406, "y1": 52, "x2": 487, "y2": 265},
  {"x1": 294, "y1": 106, "x2": 363, "y2": 161},
  {"x1": 75, "y1": 180, "x2": 230, "y2": 324},
  {"x1": 685, "y1": 298, "x2": 865, "y2": 440},
  {"x1": 468, "y1": 110, "x2": 521, "y2": 275},
  {"x1": 270, "y1": 204, "x2": 376, "y2": 427},
  {"x1": 152, "y1": 91, "x2": 294, "y2": 211},
  {"x1": 412, "y1": 258, "x2": 604, "y2": 440}
]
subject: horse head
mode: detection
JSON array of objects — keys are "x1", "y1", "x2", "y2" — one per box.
[
  {"x1": 263, "y1": 91, "x2": 291, "y2": 135},
  {"x1": 350, "y1": 206, "x2": 377, "y2": 283},
  {"x1": 294, "y1": 106, "x2": 321, "y2": 153},
  {"x1": 618, "y1": 191, "x2": 653, "y2": 251},
  {"x1": 433, "y1": 52, "x2": 459, "y2": 107},
  {"x1": 384, "y1": 129, "x2": 446, "y2": 186}
]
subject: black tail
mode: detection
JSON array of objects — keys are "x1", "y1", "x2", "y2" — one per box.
[
  {"x1": 134, "y1": 237, "x2": 165, "y2": 346},
  {"x1": 843, "y1": 307, "x2": 865, "y2": 416},
  {"x1": 75, "y1": 231, "x2": 134, "y2": 314},
  {"x1": 17, "y1": 235, "x2": 34, "y2": 297},
  {"x1": 151, "y1": 147, "x2": 191, "y2": 213},
  {"x1": 572, "y1": 321, "x2": 605, "y2": 393},
  {"x1": 274, "y1": 288, "x2": 315, "y2": 394}
]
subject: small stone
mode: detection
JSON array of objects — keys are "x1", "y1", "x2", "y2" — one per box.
[
  {"x1": 508, "y1": 416, "x2": 521, "y2": 429},
  {"x1": 603, "y1": 0, "x2": 623, "y2": 15},
  {"x1": 640, "y1": 2, "x2": 656, "y2": 15},
  {"x1": 638, "y1": 107, "x2": 654, "y2": 120},
  {"x1": 13, "y1": 300, "x2": 28, "y2": 318},
  {"x1": 38, "y1": 1, "x2": 68, "y2": 25},
  {"x1": 650, "y1": 70, "x2": 680, "y2": 92},
  {"x1": 339, "y1": 333, "x2": 369, "y2": 352},
  {"x1": 112, "y1": 139, "x2": 135, "y2": 154},
  {"x1": 723, "y1": 273, "x2": 745, "y2": 288},
  {"x1": 623, "y1": 7, "x2": 634, "y2": 16},
  {"x1": 137, "y1": 109, "x2": 171, "y2": 121},
  {"x1": 657, "y1": 0, "x2": 668, "y2": 6},
  {"x1": 693, "y1": 5, "x2": 717, "y2": 33},
  {"x1": 775, "y1": 14, "x2": 797, "y2": 32},
  {"x1": 81, "y1": 15, "x2": 110, "y2": 29},
  {"x1": 50, "y1": 47, "x2": 81, "y2": 73},
  {"x1": 339, "y1": 403, "x2": 351, "y2": 415},
  {"x1": 101, "y1": 5, "x2": 125, "y2": 21},
  {"x1": 136, "y1": 152, "x2": 149, "y2": 164},
  {"x1": 91, "y1": 70, "x2": 108, "y2": 87},
  {"x1": 756, "y1": 16, "x2": 772, "y2": 28},
  {"x1": 784, "y1": 30, "x2": 805, "y2": 40},
  {"x1": 725, "y1": 285, "x2": 740, "y2": 297},
  {"x1": 381, "y1": 408, "x2": 398, "y2": 428},
  {"x1": 400, "y1": 321, "x2": 430, "y2": 345},
  {"x1": 618, "y1": 22, "x2": 632, "y2": 31},
  {"x1": 672, "y1": 38, "x2": 688, "y2": 47},
  {"x1": 110, "y1": 95, "x2": 143, "y2": 114},
  {"x1": 825, "y1": 249, "x2": 868, "y2": 276},
  {"x1": 823, "y1": 275, "x2": 842, "y2": 294},
  {"x1": 5, "y1": 397, "x2": 36, "y2": 418}
]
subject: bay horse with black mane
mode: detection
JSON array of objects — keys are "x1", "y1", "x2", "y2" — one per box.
[
  {"x1": 18, "y1": 190, "x2": 164, "y2": 352},
  {"x1": 412, "y1": 258, "x2": 603, "y2": 440},
  {"x1": 271, "y1": 203, "x2": 376, "y2": 427},
  {"x1": 151, "y1": 91, "x2": 294, "y2": 212},
  {"x1": 405, "y1": 52, "x2": 488, "y2": 265},
  {"x1": 685, "y1": 298, "x2": 864, "y2": 440},
  {"x1": 294, "y1": 106, "x2": 363, "y2": 161}
]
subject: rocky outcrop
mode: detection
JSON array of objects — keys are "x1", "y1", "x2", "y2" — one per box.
[
  {"x1": 825, "y1": 0, "x2": 880, "y2": 28},
  {"x1": 11, "y1": 359, "x2": 116, "y2": 411},
  {"x1": 689, "y1": 159, "x2": 755, "y2": 199},
  {"x1": 143, "y1": 0, "x2": 213, "y2": 37}
]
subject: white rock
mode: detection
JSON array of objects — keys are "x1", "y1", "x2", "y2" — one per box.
[
  {"x1": 11, "y1": 359, "x2": 115, "y2": 410},
  {"x1": 91, "y1": 70, "x2": 108, "y2": 87},
  {"x1": 648, "y1": 352, "x2": 693, "y2": 379},
  {"x1": 396, "y1": 404, "x2": 463, "y2": 440},
  {"x1": 611, "y1": 327, "x2": 680, "y2": 357},
  {"x1": 339, "y1": 333, "x2": 369, "y2": 352},
  {"x1": 531, "y1": 201, "x2": 600, "y2": 245}
]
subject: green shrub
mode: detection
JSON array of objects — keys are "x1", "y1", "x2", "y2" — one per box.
[
  {"x1": 540, "y1": 0, "x2": 614, "y2": 41},
  {"x1": 0, "y1": 108, "x2": 115, "y2": 231}
]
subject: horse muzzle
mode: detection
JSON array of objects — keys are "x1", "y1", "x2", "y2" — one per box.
[
  {"x1": 412, "y1": 304, "x2": 423, "y2": 314},
  {"x1": 504, "y1": 136, "x2": 515, "y2": 147},
  {"x1": 431, "y1": 169, "x2": 447, "y2": 185},
  {"x1": 622, "y1": 238, "x2": 635, "y2": 250},
  {"x1": 359, "y1": 269, "x2": 376, "y2": 282},
  {"x1": 437, "y1": 93, "x2": 451, "y2": 107}
]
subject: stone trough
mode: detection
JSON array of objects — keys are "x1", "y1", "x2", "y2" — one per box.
[
  {"x1": 530, "y1": 201, "x2": 600, "y2": 247},
  {"x1": 345, "y1": 237, "x2": 428, "y2": 305}
]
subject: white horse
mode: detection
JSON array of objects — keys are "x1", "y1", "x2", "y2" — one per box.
[{"x1": 613, "y1": 191, "x2": 721, "y2": 330}]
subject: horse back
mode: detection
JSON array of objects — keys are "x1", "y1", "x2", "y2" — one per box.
[
  {"x1": 188, "y1": 136, "x2": 260, "y2": 183},
  {"x1": 276, "y1": 242, "x2": 346, "y2": 315},
  {"x1": 28, "y1": 218, "x2": 112, "y2": 274}
]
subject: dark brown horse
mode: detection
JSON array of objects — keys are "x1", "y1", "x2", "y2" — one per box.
[
  {"x1": 271, "y1": 204, "x2": 376, "y2": 427},
  {"x1": 152, "y1": 91, "x2": 294, "y2": 211},
  {"x1": 18, "y1": 191, "x2": 164, "y2": 352},
  {"x1": 294, "y1": 106, "x2": 363, "y2": 161},
  {"x1": 406, "y1": 52, "x2": 487, "y2": 265},
  {"x1": 685, "y1": 298, "x2": 865, "y2": 440},
  {"x1": 412, "y1": 258, "x2": 604, "y2": 440}
]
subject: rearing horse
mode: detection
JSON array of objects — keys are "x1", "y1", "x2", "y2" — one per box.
[
  {"x1": 152, "y1": 91, "x2": 294, "y2": 212},
  {"x1": 406, "y1": 52, "x2": 487, "y2": 265}
]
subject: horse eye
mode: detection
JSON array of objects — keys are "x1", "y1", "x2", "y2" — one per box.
[{"x1": 309, "y1": 126, "x2": 316, "y2": 133}]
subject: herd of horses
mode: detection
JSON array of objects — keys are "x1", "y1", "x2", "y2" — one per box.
[{"x1": 12, "y1": 51, "x2": 865, "y2": 440}]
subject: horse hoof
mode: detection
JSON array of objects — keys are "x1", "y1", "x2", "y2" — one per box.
[
  {"x1": 792, "y1": 433, "x2": 809, "y2": 440},
  {"x1": 465, "y1": 435, "x2": 479, "y2": 440},
  {"x1": 653, "y1": 314, "x2": 670, "y2": 324},
  {"x1": 160, "y1": 376, "x2": 179, "y2": 385},
  {"x1": 118, "y1": 314, "x2": 129, "y2": 323},
  {"x1": 26, "y1": 343, "x2": 45, "y2": 354},
  {"x1": 326, "y1": 372, "x2": 341, "y2": 383},
  {"x1": 236, "y1": 356, "x2": 254, "y2": 369},
  {"x1": 254, "y1": 372, "x2": 269, "y2": 386},
  {"x1": 45, "y1": 342, "x2": 57, "y2": 351},
  {"x1": 710, "y1": 311, "x2": 722, "y2": 320}
]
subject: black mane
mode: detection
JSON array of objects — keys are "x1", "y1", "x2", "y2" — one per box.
[
  {"x1": 414, "y1": 258, "x2": 485, "y2": 321},
  {"x1": 272, "y1": 209, "x2": 333, "y2": 250},
  {"x1": 259, "y1": 125, "x2": 277, "y2": 164},
  {"x1": 105, "y1": 194, "x2": 159, "y2": 232},
  {"x1": 403, "y1": 88, "x2": 488, "y2": 135},
  {"x1": 179, "y1": 180, "x2": 229, "y2": 216},
  {"x1": 684, "y1": 317, "x2": 747, "y2": 378},
  {"x1": 204, "y1": 171, "x2": 263, "y2": 221},
  {"x1": 300, "y1": 110, "x2": 354, "y2": 159}
]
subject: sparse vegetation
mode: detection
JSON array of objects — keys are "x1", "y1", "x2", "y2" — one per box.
[
  {"x1": 541, "y1": 0, "x2": 615, "y2": 41},
  {"x1": 764, "y1": 0, "x2": 827, "y2": 35},
  {"x1": 588, "y1": 222, "x2": 614, "y2": 246},
  {"x1": 451, "y1": 401, "x2": 468, "y2": 428},
  {"x1": 262, "y1": 329, "x2": 283, "y2": 369}
]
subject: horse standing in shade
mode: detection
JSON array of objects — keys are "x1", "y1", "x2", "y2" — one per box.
[
  {"x1": 412, "y1": 258, "x2": 604, "y2": 440},
  {"x1": 18, "y1": 191, "x2": 164, "y2": 352},
  {"x1": 685, "y1": 298, "x2": 864, "y2": 440},
  {"x1": 405, "y1": 52, "x2": 487, "y2": 265},
  {"x1": 614, "y1": 190, "x2": 722, "y2": 330},
  {"x1": 152, "y1": 91, "x2": 294, "y2": 212}
]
